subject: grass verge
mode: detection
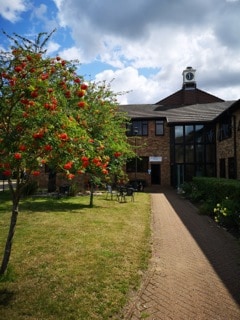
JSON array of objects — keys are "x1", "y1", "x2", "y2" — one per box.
[{"x1": 0, "y1": 191, "x2": 151, "y2": 320}]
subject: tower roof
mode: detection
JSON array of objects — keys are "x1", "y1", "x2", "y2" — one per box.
[{"x1": 155, "y1": 88, "x2": 224, "y2": 107}]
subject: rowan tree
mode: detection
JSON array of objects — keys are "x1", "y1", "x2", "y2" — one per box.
[{"x1": 0, "y1": 31, "x2": 134, "y2": 275}]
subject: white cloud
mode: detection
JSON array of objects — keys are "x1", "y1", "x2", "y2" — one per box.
[
  {"x1": 59, "y1": 46, "x2": 85, "y2": 63},
  {"x1": 1, "y1": 0, "x2": 240, "y2": 104},
  {"x1": 46, "y1": 41, "x2": 61, "y2": 55},
  {"x1": 95, "y1": 67, "x2": 163, "y2": 104},
  {"x1": 30, "y1": 3, "x2": 58, "y2": 33},
  {"x1": 33, "y1": 3, "x2": 47, "y2": 20},
  {"x1": 0, "y1": 0, "x2": 28, "y2": 22},
  {"x1": 51, "y1": 0, "x2": 240, "y2": 103}
]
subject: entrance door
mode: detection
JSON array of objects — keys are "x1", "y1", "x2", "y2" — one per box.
[{"x1": 151, "y1": 164, "x2": 161, "y2": 185}]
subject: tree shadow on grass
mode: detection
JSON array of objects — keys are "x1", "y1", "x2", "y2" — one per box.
[
  {"x1": 0, "y1": 289, "x2": 14, "y2": 306},
  {"x1": 19, "y1": 196, "x2": 101, "y2": 213},
  {"x1": 0, "y1": 192, "x2": 105, "y2": 214}
]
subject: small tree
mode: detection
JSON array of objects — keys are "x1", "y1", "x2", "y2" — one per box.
[
  {"x1": 76, "y1": 80, "x2": 134, "y2": 206},
  {"x1": 0, "y1": 31, "x2": 134, "y2": 275}
]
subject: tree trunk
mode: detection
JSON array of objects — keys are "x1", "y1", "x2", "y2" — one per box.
[
  {"x1": 48, "y1": 170, "x2": 56, "y2": 192},
  {"x1": 89, "y1": 183, "x2": 94, "y2": 207},
  {"x1": 0, "y1": 202, "x2": 19, "y2": 275}
]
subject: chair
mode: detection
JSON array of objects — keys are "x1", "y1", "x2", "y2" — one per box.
[
  {"x1": 117, "y1": 187, "x2": 134, "y2": 202},
  {"x1": 117, "y1": 187, "x2": 126, "y2": 203},
  {"x1": 125, "y1": 188, "x2": 134, "y2": 202},
  {"x1": 106, "y1": 185, "x2": 117, "y2": 200}
]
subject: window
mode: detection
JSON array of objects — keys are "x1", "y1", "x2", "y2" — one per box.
[
  {"x1": 175, "y1": 145, "x2": 184, "y2": 163},
  {"x1": 127, "y1": 120, "x2": 148, "y2": 136},
  {"x1": 171, "y1": 123, "x2": 216, "y2": 185},
  {"x1": 185, "y1": 125, "x2": 194, "y2": 143},
  {"x1": 185, "y1": 145, "x2": 194, "y2": 162},
  {"x1": 228, "y1": 157, "x2": 236, "y2": 179},
  {"x1": 206, "y1": 144, "x2": 215, "y2": 162},
  {"x1": 126, "y1": 157, "x2": 148, "y2": 172},
  {"x1": 195, "y1": 144, "x2": 204, "y2": 162},
  {"x1": 220, "y1": 158, "x2": 226, "y2": 178},
  {"x1": 195, "y1": 125, "x2": 204, "y2": 143},
  {"x1": 174, "y1": 126, "x2": 184, "y2": 143},
  {"x1": 206, "y1": 127, "x2": 215, "y2": 143},
  {"x1": 218, "y1": 116, "x2": 232, "y2": 141},
  {"x1": 155, "y1": 120, "x2": 164, "y2": 135}
]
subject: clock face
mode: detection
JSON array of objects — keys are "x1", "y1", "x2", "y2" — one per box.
[{"x1": 186, "y1": 72, "x2": 194, "y2": 81}]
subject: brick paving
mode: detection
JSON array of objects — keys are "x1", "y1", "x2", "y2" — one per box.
[{"x1": 123, "y1": 187, "x2": 240, "y2": 320}]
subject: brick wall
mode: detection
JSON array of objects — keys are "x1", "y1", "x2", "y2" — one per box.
[
  {"x1": 31, "y1": 169, "x2": 86, "y2": 192},
  {"x1": 127, "y1": 120, "x2": 171, "y2": 186},
  {"x1": 235, "y1": 109, "x2": 240, "y2": 180},
  {"x1": 216, "y1": 110, "x2": 240, "y2": 179}
]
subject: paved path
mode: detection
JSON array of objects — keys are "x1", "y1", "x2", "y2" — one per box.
[{"x1": 124, "y1": 188, "x2": 240, "y2": 320}]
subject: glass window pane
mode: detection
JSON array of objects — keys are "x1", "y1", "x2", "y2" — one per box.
[
  {"x1": 137, "y1": 157, "x2": 149, "y2": 172},
  {"x1": 175, "y1": 126, "x2": 184, "y2": 143},
  {"x1": 195, "y1": 125, "x2": 204, "y2": 143},
  {"x1": 185, "y1": 125, "x2": 194, "y2": 143},
  {"x1": 175, "y1": 145, "x2": 184, "y2": 163},
  {"x1": 185, "y1": 145, "x2": 194, "y2": 162},
  {"x1": 134, "y1": 121, "x2": 142, "y2": 135},
  {"x1": 126, "y1": 159, "x2": 135, "y2": 172},
  {"x1": 127, "y1": 121, "x2": 148, "y2": 136},
  {"x1": 196, "y1": 164, "x2": 204, "y2": 177},
  {"x1": 206, "y1": 145, "x2": 215, "y2": 162},
  {"x1": 196, "y1": 144, "x2": 204, "y2": 162},
  {"x1": 185, "y1": 165, "x2": 195, "y2": 181},
  {"x1": 228, "y1": 157, "x2": 236, "y2": 179},
  {"x1": 220, "y1": 158, "x2": 226, "y2": 178},
  {"x1": 206, "y1": 127, "x2": 215, "y2": 143},
  {"x1": 156, "y1": 120, "x2": 164, "y2": 135},
  {"x1": 142, "y1": 122, "x2": 148, "y2": 136},
  {"x1": 205, "y1": 164, "x2": 215, "y2": 177}
]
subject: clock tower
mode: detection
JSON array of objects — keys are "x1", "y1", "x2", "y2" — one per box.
[{"x1": 182, "y1": 66, "x2": 196, "y2": 89}]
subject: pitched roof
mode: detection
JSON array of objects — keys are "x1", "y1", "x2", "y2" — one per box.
[
  {"x1": 155, "y1": 88, "x2": 224, "y2": 106},
  {"x1": 118, "y1": 101, "x2": 236, "y2": 124},
  {"x1": 119, "y1": 84, "x2": 237, "y2": 124}
]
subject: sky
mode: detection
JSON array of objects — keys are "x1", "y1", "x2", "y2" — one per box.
[{"x1": 0, "y1": 0, "x2": 240, "y2": 104}]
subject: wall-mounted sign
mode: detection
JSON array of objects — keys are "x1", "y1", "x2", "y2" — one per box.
[{"x1": 149, "y1": 156, "x2": 162, "y2": 162}]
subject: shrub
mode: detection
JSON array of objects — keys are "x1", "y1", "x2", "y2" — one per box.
[
  {"x1": 69, "y1": 183, "x2": 79, "y2": 196},
  {"x1": 199, "y1": 200, "x2": 215, "y2": 216},
  {"x1": 193, "y1": 177, "x2": 240, "y2": 203},
  {"x1": 182, "y1": 177, "x2": 240, "y2": 236},
  {"x1": 181, "y1": 181, "x2": 204, "y2": 202},
  {"x1": 213, "y1": 197, "x2": 240, "y2": 231}
]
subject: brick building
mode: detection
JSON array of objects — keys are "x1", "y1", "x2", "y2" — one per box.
[{"x1": 119, "y1": 67, "x2": 240, "y2": 188}]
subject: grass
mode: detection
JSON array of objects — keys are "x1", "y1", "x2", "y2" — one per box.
[{"x1": 0, "y1": 190, "x2": 151, "y2": 320}]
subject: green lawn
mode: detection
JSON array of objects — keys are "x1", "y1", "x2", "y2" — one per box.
[{"x1": 0, "y1": 191, "x2": 151, "y2": 320}]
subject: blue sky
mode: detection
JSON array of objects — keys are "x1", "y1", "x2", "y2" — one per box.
[{"x1": 0, "y1": 0, "x2": 240, "y2": 104}]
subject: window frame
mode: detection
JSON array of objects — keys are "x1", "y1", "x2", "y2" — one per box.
[
  {"x1": 218, "y1": 116, "x2": 232, "y2": 141},
  {"x1": 126, "y1": 156, "x2": 149, "y2": 173},
  {"x1": 155, "y1": 120, "x2": 164, "y2": 136},
  {"x1": 126, "y1": 120, "x2": 148, "y2": 136}
]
